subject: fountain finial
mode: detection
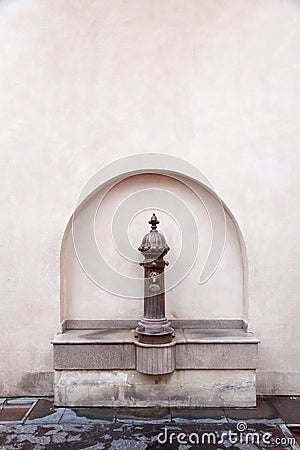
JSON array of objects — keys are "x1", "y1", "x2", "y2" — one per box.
[{"x1": 148, "y1": 213, "x2": 159, "y2": 230}]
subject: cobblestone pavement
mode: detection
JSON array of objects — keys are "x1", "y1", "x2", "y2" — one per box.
[{"x1": 0, "y1": 397, "x2": 299, "y2": 449}]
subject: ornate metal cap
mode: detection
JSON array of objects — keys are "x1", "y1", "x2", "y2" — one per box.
[{"x1": 138, "y1": 213, "x2": 170, "y2": 259}]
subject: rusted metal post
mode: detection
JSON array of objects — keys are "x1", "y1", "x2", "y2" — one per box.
[{"x1": 136, "y1": 213, "x2": 174, "y2": 344}]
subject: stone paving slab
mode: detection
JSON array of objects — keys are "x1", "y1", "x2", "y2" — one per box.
[
  {"x1": 0, "y1": 399, "x2": 5, "y2": 414},
  {"x1": 0, "y1": 396, "x2": 299, "y2": 449},
  {"x1": 291, "y1": 427, "x2": 300, "y2": 445},
  {"x1": 170, "y1": 407, "x2": 227, "y2": 423},
  {"x1": 224, "y1": 397, "x2": 284, "y2": 424},
  {"x1": 25, "y1": 399, "x2": 65, "y2": 424},
  {"x1": 60, "y1": 407, "x2": 116, "y2": 424},
  {"x1": 0, "y1": 399, "x2": 36, "y2": 424},
  {"x1": 115, "y1": 407, "x2": 171, "y2": 423},
  {"x1": 0, "y1": 422, "x2": 295, "y2": 449},
  {"x1": 270, "y1": 397, "x2": 300, "y2": 425}
]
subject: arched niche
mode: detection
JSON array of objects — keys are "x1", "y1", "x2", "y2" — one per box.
[{"x1": 60, "y1": 170, "x2": 248, "y2": 323}]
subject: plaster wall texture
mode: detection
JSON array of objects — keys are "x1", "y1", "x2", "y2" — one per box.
[{"x1": 0, "y1": 0, "x2": 300, "y2": 395}]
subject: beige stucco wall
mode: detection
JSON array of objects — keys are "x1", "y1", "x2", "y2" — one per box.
[{"x1": 0, "y1": 0, "x2": 300, "y2": 396}]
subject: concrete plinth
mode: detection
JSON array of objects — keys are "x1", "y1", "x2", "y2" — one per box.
[{"x1": 54, "y1": 369, "x2": 256, "y2": 407}]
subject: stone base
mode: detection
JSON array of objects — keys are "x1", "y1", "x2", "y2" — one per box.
[
  {"x1": 52, "y1": 320, "x2": 259, "y2": 408},
  {"x1": 54, "y1": 369, "x2": 256, "y2": 408}
]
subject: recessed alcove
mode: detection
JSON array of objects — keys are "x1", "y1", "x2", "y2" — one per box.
[
  {"x1": 60, "y1": 174, "x2": 246, "y2": 322},
  {"x1": 54, "y1": 167, "x2": 259, "y2": 407}
]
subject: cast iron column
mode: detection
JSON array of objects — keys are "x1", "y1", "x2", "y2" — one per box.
[{"x1": 136, "y1": 213, "x2": 174, "y2": 344}]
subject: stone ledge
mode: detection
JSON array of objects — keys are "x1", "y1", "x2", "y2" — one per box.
[
  {"x1": 181, "y1": 328, "x2": 259, "y2": 344},
  {"x1": 53, "y1": 327, "x2": 258, "y2": 345},
  {"x1": 53, "y1": 329, "x2": 134, "y2": 344},
  {"x1": 53, "y1": 327, "x2": 259, "y2": 371}
]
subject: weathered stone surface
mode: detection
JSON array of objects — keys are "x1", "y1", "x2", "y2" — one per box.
[
  {"x1": 54, "y1": 369, "x2": 256, "y2": 408},
  {"x1": 54, "y1": 343, "x2": 135, "y2": 370},
  {"x1": 176, "y1": 343, "x2": 258, "y2": 369}
]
